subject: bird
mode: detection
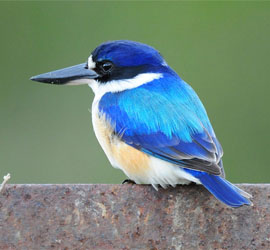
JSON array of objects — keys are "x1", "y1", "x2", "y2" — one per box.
[{"x1": 31, "y1": 40, "x2": 252, "y2": 207}]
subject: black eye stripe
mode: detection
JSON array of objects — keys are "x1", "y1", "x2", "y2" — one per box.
[{"x1": 97, "y1": 64, "x2": 153, "y2": 83}]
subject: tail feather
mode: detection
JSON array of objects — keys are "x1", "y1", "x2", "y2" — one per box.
[{"x1": 198, "y1": 173, "x2": 252, "y2": 207}]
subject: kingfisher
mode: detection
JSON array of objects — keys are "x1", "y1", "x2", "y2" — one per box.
[{"x1": 31, "y1": 40, "x2": 252, "y2": 207}]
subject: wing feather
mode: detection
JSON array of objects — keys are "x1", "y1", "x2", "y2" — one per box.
[{"x1": 98, "y1": 76, "x2": 224, "y2": 176}]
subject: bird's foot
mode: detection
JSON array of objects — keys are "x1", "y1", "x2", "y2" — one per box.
[{"x1": 122, "y1": 179, "x2": 136, "y2": 185}]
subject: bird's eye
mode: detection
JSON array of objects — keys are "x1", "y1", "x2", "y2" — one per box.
[{"x1": 100, "y1": 61, "x2": 113, "y2": 73}]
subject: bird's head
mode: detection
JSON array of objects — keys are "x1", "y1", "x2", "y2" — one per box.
[{"x1": 31, "y1": 40, "x2": 169, "y2": 95}]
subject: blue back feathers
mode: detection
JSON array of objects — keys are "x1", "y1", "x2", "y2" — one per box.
[
  {"x1": 99, "y1": 71, "x2": 223, "y2": 175},
  {"x1": 100, "y1": 73, "x2": 211, "y2": 141}
]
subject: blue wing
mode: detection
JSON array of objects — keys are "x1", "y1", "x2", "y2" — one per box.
[
  {"x1": 99, "y1": 74, "x2": 224, "y2": 175},
  {"x1": 98, "y1": 74, "x2": 252, "y2": 207}
]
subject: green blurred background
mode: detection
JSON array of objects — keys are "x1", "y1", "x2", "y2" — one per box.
[{"x1": 0, "y1": 2, "x2": 269, "y2": 184}]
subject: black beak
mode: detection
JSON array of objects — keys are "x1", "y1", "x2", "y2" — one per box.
[{"x1": 30, "y1": 63, "x2": 99, "y2": 85}]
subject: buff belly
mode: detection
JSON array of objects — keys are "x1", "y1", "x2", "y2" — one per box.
[{"x1": 92, "y1": 102, "x2": 200, "y2": 188}]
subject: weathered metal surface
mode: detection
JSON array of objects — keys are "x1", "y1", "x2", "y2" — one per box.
[{"x1": 0, "y1": 184, "x2": 269, "y2": 250}]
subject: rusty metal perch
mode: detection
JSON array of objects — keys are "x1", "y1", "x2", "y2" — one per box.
[{"x1": 0, "y1": 184, "x2": 269, "y2": 249}]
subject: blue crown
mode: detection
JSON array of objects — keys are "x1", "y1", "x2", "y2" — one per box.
[{"x1": 91, "y1": 40, "x2": 166, "y2": 67}]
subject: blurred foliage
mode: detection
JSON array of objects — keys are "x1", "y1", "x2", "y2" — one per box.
[{"x1": 0, "y1": 2, "x2": 269, "y2": 184}]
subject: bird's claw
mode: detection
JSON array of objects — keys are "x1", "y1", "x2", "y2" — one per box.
[{"x1": 122, "y1": 179, "x2": 136, "y2": 185}]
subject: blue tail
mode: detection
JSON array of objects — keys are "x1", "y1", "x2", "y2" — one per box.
[
  {"x1": 197, "y1": 173, "x2": 252, "y2": 207},
  {"x1": 184, "y1": 167, "x2": 252, "y2": 207}
]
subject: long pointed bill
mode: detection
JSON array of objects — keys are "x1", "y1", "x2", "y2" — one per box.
[{"x1": 30, "y1": 63, "x2": 99, "y2": 85}]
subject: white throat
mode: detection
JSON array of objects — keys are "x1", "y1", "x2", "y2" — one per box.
[{"x1": 88, "y1": 72, "x2": 162, "y2": 100}]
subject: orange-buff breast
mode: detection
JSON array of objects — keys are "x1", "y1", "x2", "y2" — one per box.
[{"x1": 93, "y1": 111, "x2": 151, "y2": 180}]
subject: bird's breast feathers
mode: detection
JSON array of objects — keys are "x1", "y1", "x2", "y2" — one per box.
[{"x1": 92, "y1": 102, "x2": 198, "y2": 187}]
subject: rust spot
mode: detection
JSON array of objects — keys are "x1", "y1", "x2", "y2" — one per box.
[
  {"x1": 24, "y1": 194, "x2": 32, "y2": 201},
  {"x1": 113, "y1": 214, "x2": 119, "y2": 221},
  {"x1": 131, "y1": 227, "x2": 141, "y2": 239},
  {"x1": 147, "y1": 239, "x2": 158, "y2": 250},
  {"x1": 65, "y1": 188, "x2": 70, "y2": 194}
]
